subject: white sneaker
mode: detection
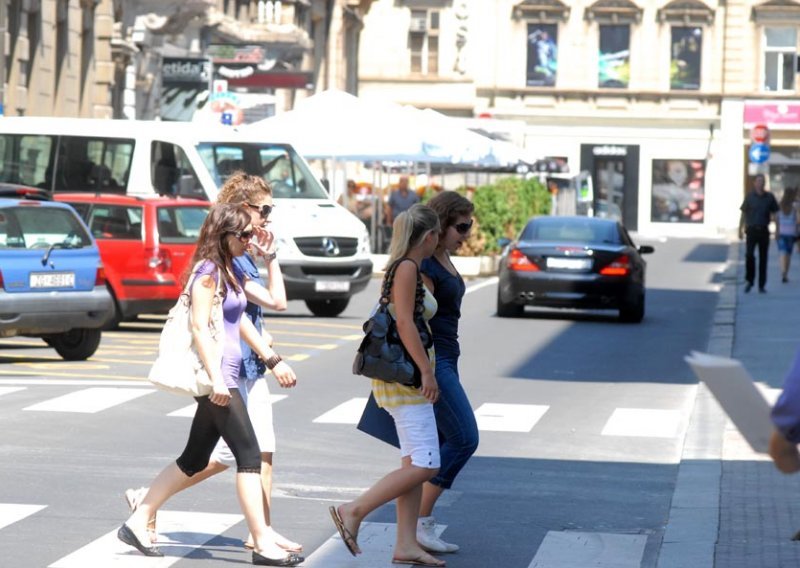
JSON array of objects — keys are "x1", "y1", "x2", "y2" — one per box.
[{"x1": 416, "y1": 516, "x2": 459, "y2": 553}]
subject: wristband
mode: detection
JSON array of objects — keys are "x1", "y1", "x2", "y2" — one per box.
[
  {"x1": 265, "y1": 354, "x2": 283, "y2": 370},
  {"x1": 263, "y1": 250, "x2": 277, "y2": 262}
]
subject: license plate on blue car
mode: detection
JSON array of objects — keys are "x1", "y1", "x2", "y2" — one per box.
[{"x1": 30, "y1": 271, "x2": 75, "y2": 288}]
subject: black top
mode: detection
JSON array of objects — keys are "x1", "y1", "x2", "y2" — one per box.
[
  {"x1": 740, "y1": 191, "x2": 779, "y2": 228},
  {"x1": 420, "y1": 256, "x2": 465, "y2": 358}
]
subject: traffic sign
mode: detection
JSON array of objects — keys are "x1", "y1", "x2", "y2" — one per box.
[
  {"x1": 751, "y1": 123, "x2": 770, "y2": 144},
  {"x1": 749, "y1": 143, "x2": 771, "y2": 164}
]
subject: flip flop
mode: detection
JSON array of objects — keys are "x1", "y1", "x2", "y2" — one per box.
[
  {"x1": 328, "y1": 505, "x2": 359, "y2": 556},
  {"x1": 392, "y1": 555, "x2": 446, "y2": 567}
]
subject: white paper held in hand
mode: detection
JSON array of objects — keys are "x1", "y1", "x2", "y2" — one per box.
[{"x1": 684, "y1": 351, "x2": 774, "y2": 454}]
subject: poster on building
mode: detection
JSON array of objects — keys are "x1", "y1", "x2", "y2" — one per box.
[
  {"x1": 651, "y1": 159, "x2": 705, "y2": 223},
  {"x1": 598, "y1": 25, "x2": 630, "y2": 88},
  {"x1": 670, "y1": 27, "x2": 702, "y2": 90},
  {"x1": 526, "y1": 24, "x2": 558, "y2": 87}
]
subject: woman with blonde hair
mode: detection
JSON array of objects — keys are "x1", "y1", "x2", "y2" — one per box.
[{"x1": 330, "y1": 204, "x2": 446, "y2": 567}]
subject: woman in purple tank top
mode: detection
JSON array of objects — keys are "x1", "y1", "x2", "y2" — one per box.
[{"x1": 117, "y1": 204, "x2": 303, "y2": 567}]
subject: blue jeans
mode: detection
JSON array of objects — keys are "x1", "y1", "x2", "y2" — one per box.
[{"x1": 430, "y1": 355, "x2": 479, "y2": 489}]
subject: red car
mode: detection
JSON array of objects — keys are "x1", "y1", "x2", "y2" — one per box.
[{"x1": 53, "y1": 193, "x2": 210, "y2": 326}]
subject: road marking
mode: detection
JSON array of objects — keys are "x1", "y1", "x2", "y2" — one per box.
[
  {"x1": 0, "y1": 378, "x2": 148, "y2": 386},
  {"x1": 268, "y1": 330, "x2": 363, "y2": 339},
  {"x1": 0, "y1": 503, "x2": 46, "y2": 530},
  {"x1": 0, "y1": 339, "x2": 48, "y2": 347},
  {"x1": 168, "y1": 395, "x2": 289, "y2": 418},
  {"x1": 49, "y1": 510, "x2": 243, "y2": 568},
  {"x1": 286, "y1": 353, "x2": 310, "y2": 362},
  {"x1": 313, "y1": 397, "x2": 368, "y2": 424},
  {"x1": 602, "y1": 408, "x2": 682, "y2": 438},
  {"x1": 24, "y1": 387, "x2": 156, "y2": 414},
  {"x1": 0, "y1": 386, "x2": 26, "y2": 397},
  {"x1": 465, "y1": 276, "x2": 499, "y2": 295},
  {"x1": 0, "y1": 369, "x2": 146, "y2": 380},
  {"x1": 302, "y1": 521, "x2": 449, "y2": 568},
  {"x1": 274, "y1": 341, "x2": 338, "y2": 350},
  {"x1": 474, "y1": 402, "x2": 549, "y2": 432},
  {"x1": 529, "y1": 531, "x2": 647, "y2": 568},
  {"x1": 266, "y1": 319, "x2": 363, "y2": 330}
]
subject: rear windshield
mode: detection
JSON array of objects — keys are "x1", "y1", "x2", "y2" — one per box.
[
  {"x1": 521, "y1": 218, "x2": 621, "y2": 244},
  {"x1": 0, "y1": 205, "x2": 92, "y2": 250},
  {"x1": 158, "y1": 206, "x2": 209, "y2": 244},
  {"x1": 196, "y1": 142, "x2": 328, "y2": 199}
]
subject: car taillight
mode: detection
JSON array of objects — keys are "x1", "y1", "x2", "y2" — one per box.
[
  {"x1": 95, "y1": 265, "x2": 107, "y2": 286},
  {"x1": 0, "y1": 269, "x2": 4, "y2": 289},
  {"x1": 507, "y1": 248, "x2": 540, "y2": 272},
  {"x1": 148, "y1": 249, "x2": 172, "y2": 273},
  {"x1": 600, "y1": 255, "x2": 631, "y2": 276}
]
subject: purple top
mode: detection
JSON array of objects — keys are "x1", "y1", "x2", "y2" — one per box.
[
  {"x1": 192, "y1": 260, "x2": 248, "y2": 389},
  {"x1": 772, "y1": 347, "x2": 800, "y2": 443}
]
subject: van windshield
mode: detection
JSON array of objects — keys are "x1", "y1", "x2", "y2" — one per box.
[{"x1": 196, "y1": 143, "x2": 328, "y2": 199}]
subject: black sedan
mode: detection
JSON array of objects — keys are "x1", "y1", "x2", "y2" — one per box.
[{"x1": 496, "y1": 216, "x2": 654, "y2": 323}]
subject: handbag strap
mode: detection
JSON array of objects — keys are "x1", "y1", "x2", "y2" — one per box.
[
  {"x1": 380, "y1": 258, "x2": 424, "y2": 316},
  {"x1": 182, "y1": 261, "x2": 225, "y2": 300}
]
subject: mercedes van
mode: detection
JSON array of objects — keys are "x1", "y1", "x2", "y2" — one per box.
[{"x1": 0, "y1": 118, "x2": 372, "y2": 316}]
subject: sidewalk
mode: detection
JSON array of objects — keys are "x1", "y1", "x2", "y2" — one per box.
[{"x1": 660, "y1": 240, "x2": 800, "y2": 567}]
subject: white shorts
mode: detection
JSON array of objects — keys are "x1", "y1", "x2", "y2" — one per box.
[
  {"x1": 385, "y1": 403, "x2": 440, "y2": 469},
  {"x1": 212, "y1": 377, "x2": 276, "y2": 467}
]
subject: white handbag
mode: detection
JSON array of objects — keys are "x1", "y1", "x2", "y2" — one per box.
[{"x1": 148, "y1": 263, "x2": 225, "y2": 397}]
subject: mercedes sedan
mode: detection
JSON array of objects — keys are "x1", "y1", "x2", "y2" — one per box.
[{"x1": 496, "y1": 216, "x2": 654, "y2": 323}]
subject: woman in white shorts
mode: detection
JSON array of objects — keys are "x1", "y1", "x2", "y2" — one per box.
[
  {"x1": 329, "y1": 204, "x2": 446, "y2": 568},
  {"x1": 125, "y1": 173, "x2": 302, "y2": 554}
]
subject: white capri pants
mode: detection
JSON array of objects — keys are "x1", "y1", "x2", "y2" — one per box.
[
  {"x1": 385, "y1": 402, "x2": 440, "y2": 469},
  {"x1": 211, "y1": 377, "x2": 275, "y2": 467}
]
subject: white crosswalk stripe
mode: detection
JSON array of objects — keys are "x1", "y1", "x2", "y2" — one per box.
[
  {"x1": 302, "y1": 521, "x2": 451, "y2": 567},
  {"x1": 0, "y1": 386, "x2": 26, "y2": 398},
  {"x1": 474, "y1": 402, "x2": 550, "y2": 432},
  {"x1": 313, "y1": 397, "x2": 368, "y2": 424},
  {"x1": 167, "y1": 395, "x2": 289, "y2": 418},
  {"x1": 601, "y1": 408, "x2": 683, "y2": 438},
  {"x1": 529, "y1": 530, "x2": 647, "y2": 568},
  {"x1": 49, "y1": 511, "x2": 243, "y2": 568},
  {"x1": 24, "y1": 387, "x2": 156, "y2": 414},
  {"x1": 0, "y1": 503, "x2": 46, "y2": 530}
]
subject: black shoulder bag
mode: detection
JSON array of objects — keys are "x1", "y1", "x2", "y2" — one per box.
[{"x1": 352, "y1": 258, "x2": 432, "y2": 387}]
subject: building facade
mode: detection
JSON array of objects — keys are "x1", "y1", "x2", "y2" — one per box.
[
  {"x1": 358, "y1": 0, "x2": 800, "y2": 236},
  {"x1": 1, "y1": 0, "x2": 374, "y2": 121}
]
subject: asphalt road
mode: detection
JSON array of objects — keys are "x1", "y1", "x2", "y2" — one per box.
[{"x1": 0, "y1": 235, "x2": 730, "y2": 568}]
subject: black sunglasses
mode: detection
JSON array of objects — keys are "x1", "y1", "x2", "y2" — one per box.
[
  {"x1": 248, "y1": 203, "x2": 273, "y2": 218},
  {"x1": 454, "y1": 220, "x2": 473, "y2": 235},
  {"x1": 233, "y1": 229, "x2": 255, "y2": 242}
]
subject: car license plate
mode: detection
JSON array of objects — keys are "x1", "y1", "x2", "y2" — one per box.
[
  {"x1": 546, "y1": 257, "x2": 591, "y2": 270},
  {"x1": 315, "y1": 280, "x2": 350, "y2": 292},
  {"x1": 30, "y1": 271, "x2": 75, "y2": 288}
]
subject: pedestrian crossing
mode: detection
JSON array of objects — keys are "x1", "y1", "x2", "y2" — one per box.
[
  {"x1": 0, "y1": 502, "x2": 653, "y2": 568},
  {"x1": 0, "y1": 382, "x2": 695, "y2": 442}
]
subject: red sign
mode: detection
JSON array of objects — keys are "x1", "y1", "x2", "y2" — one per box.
[{"x1": 751, "y1": 124, "x2": 770, "y2": 144}]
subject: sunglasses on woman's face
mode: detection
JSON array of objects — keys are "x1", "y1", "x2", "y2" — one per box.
[
  {"x1": 454, "y1": 220, "x2": 473, "y2": 235},
  {"x1": 248, "y1": 203, "x2": 273, "y2": 218},
  {"x1": 233, "y1": 229, "x2": 255, "y2": 242}
]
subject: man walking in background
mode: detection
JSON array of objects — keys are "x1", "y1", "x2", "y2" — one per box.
[{"x1": 740, "y1": 173, "x2": 779, "y2": 293}]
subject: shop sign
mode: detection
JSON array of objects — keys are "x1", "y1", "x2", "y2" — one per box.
[
  {"x1": 592, "y1": 145, "x2": 627, "y2": 156},
  {"x1": 162, "y1": 57, "x2": 209, "y2": 85},
  {"x1": 217, "y1": 65, "x2": 255, "y2": 79},
  {"x1": 744, "y1": 102, "x2": 800, "y2": 127},
  {"x1": 208, "y1": 45, "x2": 268, "y2": 64}
]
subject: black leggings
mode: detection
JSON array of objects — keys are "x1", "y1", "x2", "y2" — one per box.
[{"x1": 176, "y1": 389, "x2": 261, "y2": 476}]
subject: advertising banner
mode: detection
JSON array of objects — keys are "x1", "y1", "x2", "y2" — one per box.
[
  {"x1": 599, "y1": 25, "x2": 630, "y2": 89},
  {"x1": 526, "y1": 24, "x2": 558, "y2": 87},
  {"x1": 651, "y1": 159, "x2": 705, "y2": 223},
  {"x1": 670, "y1": 27, "x2": 702, "y2": 90}
]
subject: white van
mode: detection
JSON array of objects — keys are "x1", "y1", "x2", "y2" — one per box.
[{"x1": 0, "y1": 117, "x2": 373, "y2": 317}]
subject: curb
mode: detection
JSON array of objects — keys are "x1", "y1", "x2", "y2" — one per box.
[
  {"x1": 369, "y1": 254, "x2": 499, "y2": 277},
  {"x1": 656, "y1": 241, "x2": 739, "y2": 568}
]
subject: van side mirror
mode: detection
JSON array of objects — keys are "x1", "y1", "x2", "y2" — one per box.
[{"x1": 638, "y1": 245, "x2": 655, "y2": 254}]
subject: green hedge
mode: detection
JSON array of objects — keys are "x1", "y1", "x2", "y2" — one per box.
[{"x1": 471, "y1": 177, "x2": 551, "y2": 254}]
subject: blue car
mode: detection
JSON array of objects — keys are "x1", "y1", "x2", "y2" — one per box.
[{"x1": 0, "y1": 192, "x2": 114, "y2": 359}]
